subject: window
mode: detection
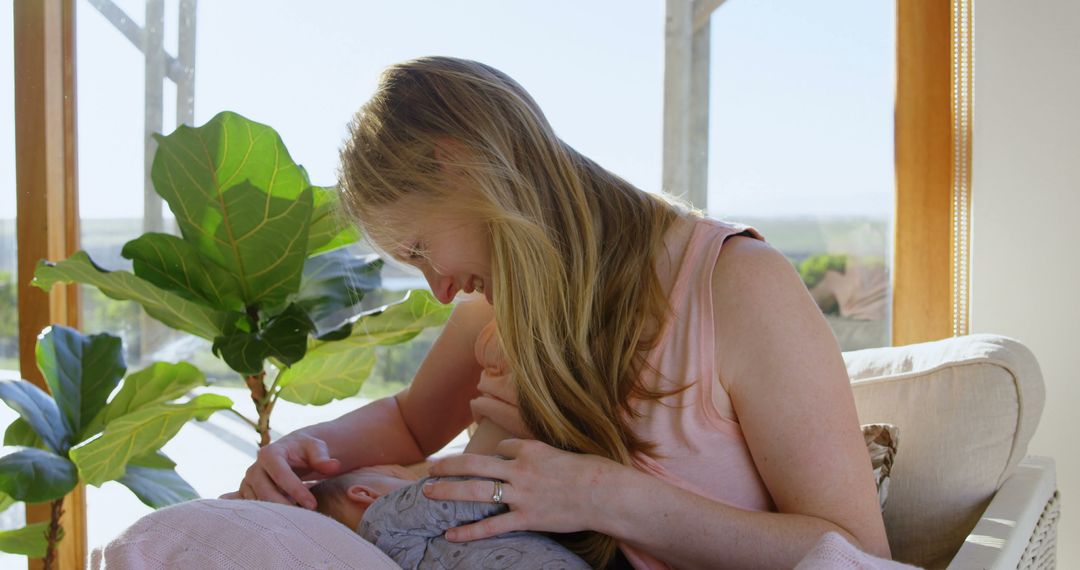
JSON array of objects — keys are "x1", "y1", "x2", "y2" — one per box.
[
  {"x1": 706, "y1": 0, "x2": 895, "y2": 350},
  {"x1": 8, "y1": 3, "x2": 968, "y2": 564}
]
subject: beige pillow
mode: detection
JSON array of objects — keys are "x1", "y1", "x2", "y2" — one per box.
[{"x1": 863, "y1": 423, "x2": 898, "y2": 512}]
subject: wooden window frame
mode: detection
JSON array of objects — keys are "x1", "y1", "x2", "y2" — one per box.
[
  {"x1": 893, "y1": 0, "x2": 974, "y2": 345},
  {"x1": 14, "y1": 0, "x2": 85, "y2": 568}
]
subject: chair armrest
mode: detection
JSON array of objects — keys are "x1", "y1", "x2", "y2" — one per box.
[{"x1": 949, "y1": 456, "x2": 1059, "y2": 569}]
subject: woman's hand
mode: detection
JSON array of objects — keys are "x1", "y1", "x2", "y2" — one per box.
[
  {"x1": 227, "y1": 433, "x2": 342, "y2": 509},
  {"x1": 423, "y1": 438, "x2": 624, "y2": 541}
]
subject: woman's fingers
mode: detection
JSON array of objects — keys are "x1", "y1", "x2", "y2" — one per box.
[
  {"x1": 245, "y1": 463, "x2": 300, "y2": 506},
  {"x1": 268, "y1": 471, "x2": 316, "y2": 509},
  {"x1": 423, "y1": 478, "x2": 513, "y2": 504},
  {"x1": 444, "y1": 510, "x2": 528, "y2": 542},
  {"x1": 253, "y1": 438, "x2": 337, "y2": 508},
  {"x1": 297, "y1": 437, "x2": 342, "y2": 477},
  {"x1": 430, "y1": 440, "x2": 618, "y2": 538}
]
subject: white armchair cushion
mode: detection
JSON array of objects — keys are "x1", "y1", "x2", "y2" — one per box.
[{"x1": 844, "y1": 334, "x2": 1045, "y2": 569}]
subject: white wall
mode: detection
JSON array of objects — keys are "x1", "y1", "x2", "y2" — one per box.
[{"x1": 971, "y1": 0, "x2": 1080, "y2": 565}]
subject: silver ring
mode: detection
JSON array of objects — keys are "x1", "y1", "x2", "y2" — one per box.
[{"x1": 491, "y1": 480, "x2": 504, "y2": 504}]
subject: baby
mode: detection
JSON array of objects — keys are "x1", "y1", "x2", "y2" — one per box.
[
  {"x1": 308, "y1": 417, "x2": 587, "y2": 570},
  {"x1": 309, "y1": 463, "x2": 588, "y2": 570}
]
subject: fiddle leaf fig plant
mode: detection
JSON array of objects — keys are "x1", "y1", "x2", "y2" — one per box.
[
  {"x1": 0, "y1": 325, "x2": 231, "y2": 568},
  {"x1": 32, "y1": 111, "x2": 452, "y2": 447}
]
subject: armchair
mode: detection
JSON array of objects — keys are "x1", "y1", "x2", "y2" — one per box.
[{"x1": 845, "y1": 334, "x2": 1057, "y2": 569}]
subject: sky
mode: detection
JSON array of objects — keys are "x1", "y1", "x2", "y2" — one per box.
[{"x1": 1, "y1": 0, "x2": 894, "y2": 222}]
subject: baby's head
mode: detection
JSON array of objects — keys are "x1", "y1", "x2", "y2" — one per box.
[{"x1": 309, "y1": 464, "x2": 419, "y2": 530}]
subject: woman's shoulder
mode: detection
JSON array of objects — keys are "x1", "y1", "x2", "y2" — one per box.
[
  {"x1": 709, "y1": 230, "x2": 804, "y2": 319},
  {"x1": 707, "y1": 227, "x2": 838, "y2": 391}
]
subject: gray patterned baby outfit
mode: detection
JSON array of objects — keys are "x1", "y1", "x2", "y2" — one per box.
[{"x1": 358, "y1": 477, "x2": 589, "y2": 570}]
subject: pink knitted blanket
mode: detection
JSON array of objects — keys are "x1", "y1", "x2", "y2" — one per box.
[
  {"x1": 91, "y1": 500, "x2": 918, "y2": 569},
  {"x1": 795, "y1": 533, "x2": 922, "y2": 570},
  {"x1": 89, "y1": 499, "x2": 398, "y2": 569}
]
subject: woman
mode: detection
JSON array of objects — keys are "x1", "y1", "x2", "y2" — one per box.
[{"x1": 235, "y1": 56, "x2": 890, "y2": 568}]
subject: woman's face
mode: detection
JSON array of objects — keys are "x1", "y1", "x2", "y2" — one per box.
[{"x1": 372, "y1": 200, "x2": 493, "y2": 305}]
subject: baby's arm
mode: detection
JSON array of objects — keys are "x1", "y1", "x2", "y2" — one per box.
[{"x1": 464, "y1": 417, "x2": 514, "y2": 455}]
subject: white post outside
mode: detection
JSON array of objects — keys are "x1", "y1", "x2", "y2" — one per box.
[
  {"x1": 664, "y1": 0, "x2": 726, "y2": 211},
  {"x1": 663, "y1": 0, "x2": 693, "y2": 203}
]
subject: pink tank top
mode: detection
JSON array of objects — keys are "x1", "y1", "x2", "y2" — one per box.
[{"x1": 472, "y1": 218, "x2": 774, "y2": 569}]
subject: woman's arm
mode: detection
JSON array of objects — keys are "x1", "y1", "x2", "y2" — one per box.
[
  {"x1": 612, "y1": 238, "x2": 889, "y2": 565},
  {"x1": 235, "y1": 297, "x2": 493, "y2": 507},
  {"x1": 703, "y1": 237, "x2": 891, "y2": 560},
  {"x1": 425, "y1": 239, "x2": 889, "y2": 567}
]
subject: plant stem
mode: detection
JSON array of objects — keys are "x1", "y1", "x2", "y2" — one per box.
[
  {"x1": 42, "y1": 497, "x2": 64, "y2": 570},
  {"x1": 241, "y1": 304, "x2": 275, "y2": 447},
  {"x1": 245, "y1": 371, "x2": 273, "y2": 447},
  {"x1": 224, "y1": 407, "x2": 260, "y2": 431},
  {"x1": 259, "y1": 395, "x2": 277, "y2": 447}
]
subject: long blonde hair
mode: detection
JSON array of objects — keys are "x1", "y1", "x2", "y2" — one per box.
[{"x1": 339, "y1": 56, "x2": 684, "y2": 567}]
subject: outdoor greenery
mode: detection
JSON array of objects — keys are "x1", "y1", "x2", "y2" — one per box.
[
  {"x1": 31, "y1": 111, "x2": 451, "y2": 446},
  {"x1": 0, "y1": 325, "x2": 228, "y2": 568},
  {"x1": 0, "y1": 272, "x2": 14, "y2": 341},
  {"x1": 0, "y1": 272, "x2": 15, "y2": 371},
  {"x1": 796, "y1": 253, "x2": 849, "y2": 290}
]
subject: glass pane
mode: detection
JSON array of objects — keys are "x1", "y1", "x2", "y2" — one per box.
[
  {"x1": 0, "y1": 3, "x2": 24, "y2": 562},
  {"x1": 76, "y1": 0, "x2": 247, "y2": 548},
  {"x1": 707, "y1": 0, "x2": 895, "y2": 350},
  {"x1": 0, "y1": 6, "x2": 16, "y2": 377}
]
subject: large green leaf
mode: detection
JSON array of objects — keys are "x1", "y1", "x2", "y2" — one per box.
[
  {"x1": 118, "y1": 464, "x2": 199, "y2": 508},
  {"x1": 275, "y1": 290, "x2": 451, "y2": 405},
  {"x1": 0, "y1": 380, "x2": 69, "y2": 454},
  {"x1": 0, "y1": 523, "x2": 51, "y2": 557},
  {"x1": 33, "y1": 252, "x2": 238, "y2": 340},
  {"x1": 121, "y1": 232, "x2": 244, "y2": 311},
  {"x1": 4, "y1": 418, "x2": 44, "y2": 449},
  {"x1": 210, "y1": 334, "x2": 272, "y2": 376},
  {"x1": 276, "y1": 346, "x2": 377, "y2": 405},
  {"x1": 295, "y1": 248, "x2": 382, "y2": 337},
  {"x1": 0, "y1": 447, "x2": 78, "y2": 503},
  {"x1": 128, "y1": 450, "x2": 177, "y2": 470},
  {"x1": 212, "y1": 304, "x2": 314, "y2": 375},
  {"x1": 84, "y1": 361, "x2": 207, "y2": 437},
  {"x1": 308, "y1": 185, "x2": 361, "y2": 256},
  {"x1": 69, "y1": 394, "x2": 232, "y2": 485},
  {"x1": 36, "y1": 325, "x2": 126, "y2": 441},
  {"x1": 339, "y1": 289, "x2": 452, "y2": 348},
  {"x1": 151, "y1": 111, "x2": 314, "y2": 306}
]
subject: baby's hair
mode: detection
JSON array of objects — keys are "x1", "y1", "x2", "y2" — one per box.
[{"x1": 309, "y1": 475, "x2": 351, "y2": 523}]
